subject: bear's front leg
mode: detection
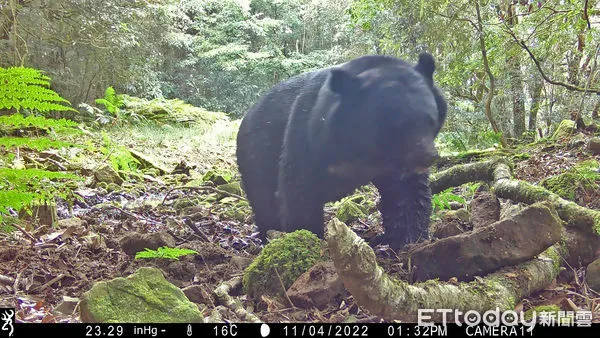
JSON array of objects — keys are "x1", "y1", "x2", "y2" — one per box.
[
  {"x1": 278, "y1": 169, "x2": 326, "y2": 238},
  {"x1": 372, "y1": 171, "x2": 432, "y2": 250}
]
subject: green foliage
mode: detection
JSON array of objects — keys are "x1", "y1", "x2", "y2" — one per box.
[
  {"x1": 95, "y1": 87, "x2": 124, "y2": 116},
  {"x1": 100, "y1": 132, "x2": 140, "y2": 172},
  {"x1": 202, "y1": 168, "x2": 234, "y2": 185},
  {"x1": 119, "y1": 95, "x2": 227, "y2": 126},
  {"x1": 0, "y1": 137, "x2": 76, "y2": 151},
  {"x1": 135, "y1": 246, "x2": 198, "y2": 260},
  {"x1": 438, "y1": 130, "x2": 503, "y2": 154},
  {"x1": 0, "y1": 113, "x2": 81, "y2": 135},
  {"x1": 81, "y1": 88, "x2": 145, "y2": 126},
  {"x1": 0, "y1": 168, "x2": 81, "y2": 221},
  {"x1": 0, "y1": 67, "x2": 75, "y2": 113},
  {"x1": 432, "y1": 187, "x2": 466, "y2": 212},
  {"x1": 243, "y1": 230, "x2": 326, "y2": 298}
]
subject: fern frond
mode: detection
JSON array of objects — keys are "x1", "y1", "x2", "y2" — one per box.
[
  {"x1": 0, "y1": 137, "x2": 77, "y2": 151},
  {"x1": 0, "y1": 66, "x2": 76, "y2": 113}
]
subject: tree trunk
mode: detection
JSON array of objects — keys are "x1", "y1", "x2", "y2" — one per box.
[
  {"x1": 504, "y1": 2, "x2": 526, "y2": 137},
  {"x1": 529, "y1": 78, "x2": 544, "y2": 130},
  {"x1": 475, "y1": 1, "x2": 507, "y2": 147},
  {"x1": 509, "y1": 55, "x2": 526, "y2": 137}
]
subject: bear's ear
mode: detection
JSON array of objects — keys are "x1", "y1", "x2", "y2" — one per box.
[
  {"x1": 327, "y1": 69, "x2": 362, "y2": 95},
  {"x1": 415, "y1": 53, "x2": 436, "y2": 80}
]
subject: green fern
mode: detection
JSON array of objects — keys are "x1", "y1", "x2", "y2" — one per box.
[
  {"x1": 0, "y1": 137, "x2": 76, "y2": 151},
  {"x1": 432, "y1": 187, "x2": 467, "y2": 212},
  {"x1": 100, "y1": 132, "x2": 140, "y2": 171},
  {"x1": 135, "y1": 246, "x2": 198, "y2": 260},
  {"x1": 95, "y1": 87, "x2": 124, "y2": 116},
  {"x1": 0, "y1": 67, "x2": 76, "y2": 113},
  {"x1": 0, "y1": 168, "x2": 81, "y2": 220},
  {"x1": 0, "y1": 114, "x2": 81, "y2": 135}
]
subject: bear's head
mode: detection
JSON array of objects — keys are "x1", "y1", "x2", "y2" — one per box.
[{"x1": 317, "y1": 53, "x2": 447, "y2": 176}]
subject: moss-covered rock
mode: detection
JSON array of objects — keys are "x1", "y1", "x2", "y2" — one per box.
[
  {"x1": 94, "y1": 164, "x2": 124, "y2": 186},
  {"x1": 173, "y1": 198, "x2": 197, "y2": 211},
  {"x1": 551, "y1": 119, "x2": 576, "y2": 140},
  {"x1": 541, "y1": 160, "x2": 600, "y2": 201},
  {"x1": 335, "y1": 199, "x2": 367, "y2": 223},
  {"x1": 202, "y1": 168, "x2": 234, "y2": 185},
  {"x1": 217, "y1": 182, "x2": 243, "y2": 197},
  {"x1": 586, "y1": 258, "x2": 600, "y2": 292},
  {"x1": 79, "y1": 267, "x2": 203, "y2": 323},
  {"x1": 243, "y1": 230, "x2": 327, "y2": 298}
]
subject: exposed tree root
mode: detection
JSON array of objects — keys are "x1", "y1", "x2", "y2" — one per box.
[
  {"x1": 327, "y1": 158, "x2": 600, "y2": 321},
  {"x1": 327, "y1": 218, "x2": 562, "y2": 321},
  {"x1": 213, "y1": 276, "x2": 262, "y2": 323}
]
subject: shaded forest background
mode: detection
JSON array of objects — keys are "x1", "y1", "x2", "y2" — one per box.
[{"x1": 2, "y1": 0, "x2": 600, "y2": 149}]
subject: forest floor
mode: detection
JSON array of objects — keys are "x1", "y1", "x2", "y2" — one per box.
[{"x1": 2, "y1": 121, "x2": 600, "y2": 324}]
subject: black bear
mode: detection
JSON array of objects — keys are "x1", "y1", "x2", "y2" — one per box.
[{"x1": 236, "y1": 53, "x2": 447, "y2": 250}]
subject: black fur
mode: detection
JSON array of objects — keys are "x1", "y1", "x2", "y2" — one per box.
[{"x1": 236, "y1": 53, "x2": 447, "y2": 250}]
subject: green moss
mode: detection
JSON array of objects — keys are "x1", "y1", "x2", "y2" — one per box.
[
  {"x1": 243, "y1": 230, "x2": 327, "y2": 298},
  {"x1": 202, "y1": 168, "x2": 234, "y2": 185},
  {"x1": 335, "y1": 199, "x2": 367, "y2": 223},
  {"x1": 541, "y1": 173, "x2": 578, "y2": 200},
  {"x1": 80, "y1": 267, "x2": 203, "y2": 323},
  {"x1": 541, "y1": 160, "x2": 600, "y2": 201},
  {"x1": 551, "y1": 120, "x2": 576, "y2": 140}
]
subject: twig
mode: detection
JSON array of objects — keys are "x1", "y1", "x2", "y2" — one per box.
[
  {"x1": 0, "y1": 275, "x2": 15, "y2": 286},
  {"x1": 38, "y1": 274, "x2": 65, "y2": 291},
  {"x1": 94, "y1": 204, "x2": 161, "y2": 225},
  {"x1": 161, "y1": 186, "x2": 246, "y2": 206},
  {"x1": 8, "y1": 222, "x2": 37, "y2": 243},
  {"x1": 274, "y1": 268, "x2": 295, "y2": 309}
]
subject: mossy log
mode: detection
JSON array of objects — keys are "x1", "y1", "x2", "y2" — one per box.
[
  {"x1": 431, "y1": 158, "x2": 600, "y2": 234},
  {"x1": 328, "y1": 158, "x2": 600, "y2": 321},
  {"x1": 327, "y1": 218, "x2": 562, "y2": 322}
]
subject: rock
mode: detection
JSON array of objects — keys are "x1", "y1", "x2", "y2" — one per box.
[
  {"x1": 563, "y1": 229, "x2": 600, "y2": 267},
  {"x1": 469, "y1": 192, "x2": 500, "y2": 228},
  {"x1": 202, "y1": 169, "x2": 233, "y2": 185},
  {"x1": 499, "y1": 202, "x2": 525, "y2": 221},
  {"x1": 19, "y1": 202, "x2": 57, "y2": 226},
  {"x1": 53, "y1": 296, "x2": 79, "y2": 315},
  {"x1": 586, "y1": 259, "x2": 600, "y2": 292},
  {"x1": 411, "y1": 203, "x2": 563, "y2": 282},
  {"x1": 444, "y1": 209, "x2": 471, "y2": 223},
  {"x1": 217, "y1": 182, "x2": 243, "y2": 197},
  {"x1": 128, "y1": 149, "x2": 169, "y2": 175},
  {"x1": 430, "y1": 209, "x2": 471, "y2": 239},
  {"x1": 243, "y1": 230, "x2": 326, "y2": 298},
  {"x1": 119, "y1": 232, "x2": 177, "y2": 256},
  {"x1": 431, "y1": 220, "x2": 467, "y2": 239},
  {"x1": 588, "y1": 137, "x2": 600, "y2": 155},
  {"x1": 182, "y1": 285, "x2": 213, "y2": 305},
  {"x1": 552, "y1": 119, "x2": 576, "y2": 140},
  {"x1": 79, "y1": 267, "x2": 203, "y2": 323},
  {"x1": 286, "y1": 261, "x2": 345, "y2": 310},
  {"x1": 166, "y1": 261, "x2": 197, "y2": 284},
  {"x1": 57, "y1": 217, "x2": 86, "y2": 228},
  {"x1": 94, "y1": 164, "x2": 124, "y2": 186}
]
